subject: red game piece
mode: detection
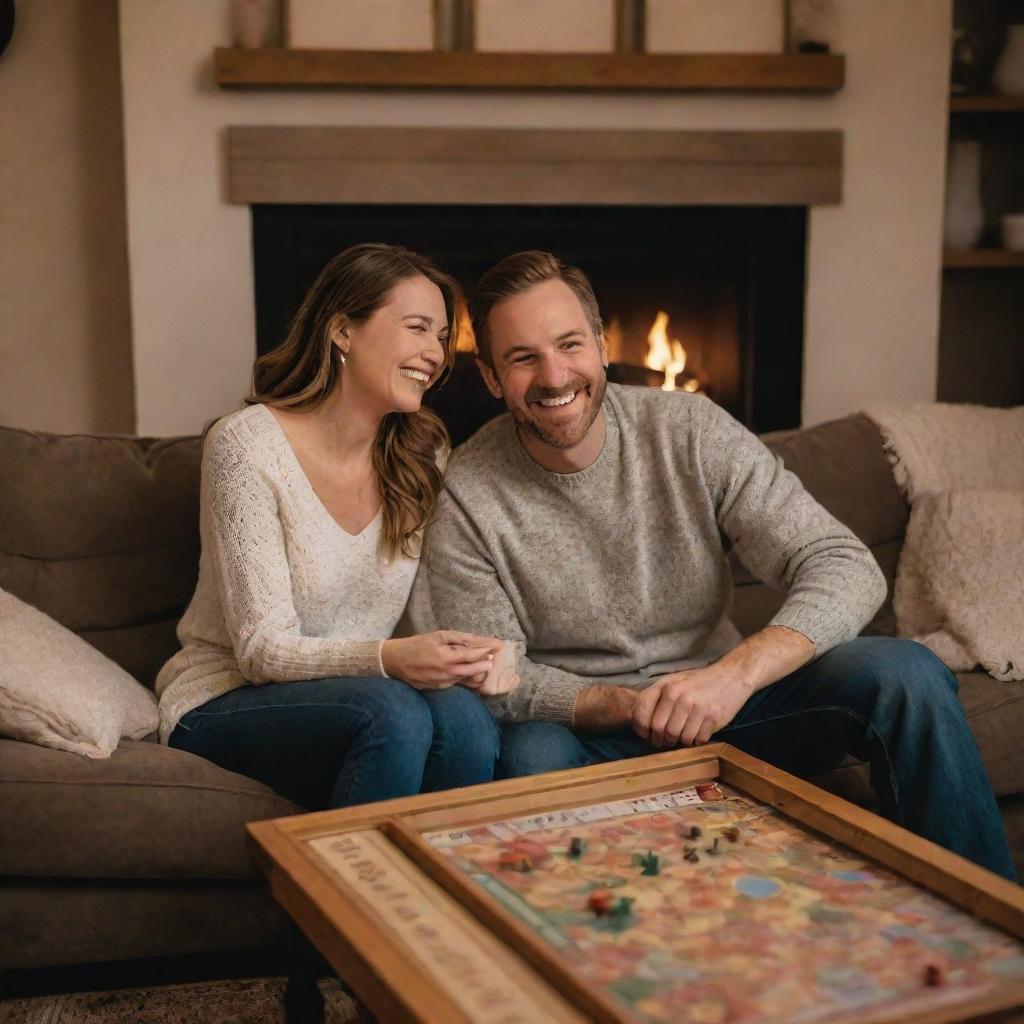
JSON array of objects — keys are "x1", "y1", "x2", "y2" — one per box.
[
  {"x1": 588, "y1": 890, "x2": 613, "y2": 916},
  {"x1": 499, "y1": 851, "x2": 532, "y2": 872},
  {"x1": 924, "y1": 964, "x2": 945, "y2": 987}
]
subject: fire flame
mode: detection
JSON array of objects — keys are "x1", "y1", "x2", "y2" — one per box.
[{"x1": 645, "y1": 311, "x2": 689, "y2": 392}]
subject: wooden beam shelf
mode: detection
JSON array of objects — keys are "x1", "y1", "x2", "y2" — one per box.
[
  {"x1": 943, "y1": 248, "x2": 1024, "y2": 268},
  {"x1": 950, "y1": 94, "x2": 1024, "y2": 113},
  {"x1": 214, "y1": 48, "x2": 844, "y2": 92}
]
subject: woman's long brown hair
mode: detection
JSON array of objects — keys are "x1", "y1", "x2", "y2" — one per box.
[{"x1": 248, "y1": 243, "x2": 459, "y2": 559}]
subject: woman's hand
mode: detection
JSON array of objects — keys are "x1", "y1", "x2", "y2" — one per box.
[
  {"x1": 380, "y1": 631, "x2": 503, "y2": 689},
  {"x1": 462, "y1": 640, "x2": 521, "y2": 697}
]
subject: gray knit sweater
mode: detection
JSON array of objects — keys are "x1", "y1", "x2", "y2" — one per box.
[{"x1": 410, "y1": 384, "x2": 886, "y2": 725}]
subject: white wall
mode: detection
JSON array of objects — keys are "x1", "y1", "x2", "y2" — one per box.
[
  {"x1": 120, "y1": 0, "x2": 951, "y2": 435},
  {"x1": 0, "y1": 0, "x2": 134, "y2": 433}
]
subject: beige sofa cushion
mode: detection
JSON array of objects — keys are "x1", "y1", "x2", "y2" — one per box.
[{"x1": 0, "y1": 590, "x2": 158, "y2": 758}]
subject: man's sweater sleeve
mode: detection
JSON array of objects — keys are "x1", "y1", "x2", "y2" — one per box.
[
  {"x1": 416, "y1": 487, "x2": 597, "y2": 724},
  {"x1": 696, "y1": 401, "x2": 887, "y2": 654}
]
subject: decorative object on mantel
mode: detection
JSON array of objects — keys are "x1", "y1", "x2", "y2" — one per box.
[
  {"x1": 993, "y1": 20, "x2": 1024, "y2": 95},
  {"x1": 231, "y1": 0, "x2": 280, "y2": 48},
  {"x1": 1003, "y1": 213, "x2": 1024, "y2": 251},
  {"x1": 285, "y1": 0, "x2": 435, "y2": 51},
  {"x1": 475, "y1": 0, "x2": 615, "y2": 54},
  {"x1": 646, "y1": 0, "x2": 784, "y2": 54},
  {"x1": 788, "y1": 0, "x2": 834, "y2": 56},
  {"x1": 943, "y1": 140, "x2": 984, "y2": 250}
]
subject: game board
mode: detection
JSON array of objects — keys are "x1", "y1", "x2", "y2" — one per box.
[
  {"x1": 247, "y1": 745, "x2": 1024, "y2": 1024},
  {"x1": 425, "y1": 782, "x2": 1024, "y2": 1024}
]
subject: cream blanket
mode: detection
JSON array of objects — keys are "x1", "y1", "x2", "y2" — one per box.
[{"x1": 863, "y1": 403, "x2": 1024, "y2": 681}]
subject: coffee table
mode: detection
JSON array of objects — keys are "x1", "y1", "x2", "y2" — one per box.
[{"x1": 248, "y1": 743, "x2": 1024, "y2": 1024}]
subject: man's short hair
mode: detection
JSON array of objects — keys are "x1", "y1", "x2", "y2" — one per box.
[{"x1": 470, "y1": 251, "x2": 604, "y2": 365}]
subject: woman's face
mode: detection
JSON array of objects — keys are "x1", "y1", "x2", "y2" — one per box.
[{"x1": 339, "y1": 274, "x2": 450, "y2": 415}]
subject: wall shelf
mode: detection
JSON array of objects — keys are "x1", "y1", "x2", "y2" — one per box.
[
  {"x1": 943, "y1": 248, "x2": 1024, "y2": 268},
  {"x1": 950, "y1": 94, "x2": 1024, "y2": 113},
  {"x1": 214, "y1": 48, "x2": 844, "y2": 92}
]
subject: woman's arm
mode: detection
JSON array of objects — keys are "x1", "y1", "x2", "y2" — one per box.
[
  {"x1": 204, "y1": 422, "x2": 387, "y2": 683},
  {"x1": 204, "y1": 421, "x2": 497, "y2": 687}
]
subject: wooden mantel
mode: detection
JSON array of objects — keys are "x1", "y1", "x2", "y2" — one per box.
[
  {"x1": 227, "y1": 127, "x2": 843, "y2": 207},
  {"x1": 215, "y1": 48, "x2": 844, "y2": 93}
]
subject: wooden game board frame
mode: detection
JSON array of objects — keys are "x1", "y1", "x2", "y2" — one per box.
[{"x1": 247, "y1": 743, "x2": 1024, "y2": 1024}]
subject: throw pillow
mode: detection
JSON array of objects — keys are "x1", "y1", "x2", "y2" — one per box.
[{"x1": 0, "y1": 589, "x2": 159, "y2": 758}]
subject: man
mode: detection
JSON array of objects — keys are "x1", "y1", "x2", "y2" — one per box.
[{"x1": 411, "y1": 250, "x2": 1014, "y2": 880}]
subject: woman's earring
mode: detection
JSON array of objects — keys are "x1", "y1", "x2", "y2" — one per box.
[{"x1": 338, "y1": 351, "x2": 347, "y2": 366}]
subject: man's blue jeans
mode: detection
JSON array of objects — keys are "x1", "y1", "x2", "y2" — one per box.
[
  {"x1": 169, "y1": 676, "x2": 500, "y2": 809},
  {"x1": 499, "y1": 638, "x2": 1016, "y2": 881}
]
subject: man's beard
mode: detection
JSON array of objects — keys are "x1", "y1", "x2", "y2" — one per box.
[{"x1": 510, "y1": 371, "x2": 607, "y2": 450}]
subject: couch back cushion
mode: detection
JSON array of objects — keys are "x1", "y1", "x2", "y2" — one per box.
[
  {"x1": 0, "y1": 427, "x2": 202, "y2": 690},
  {"x1": 731, "y1": 413, "x2": 908, "y2": 638},
  {"x1": 0, "y1": 411, "x2": 907, "y2": 689}
]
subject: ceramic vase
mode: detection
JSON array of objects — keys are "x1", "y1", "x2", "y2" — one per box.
[
  {"x1": 232, "y1": 0, "x2": 275, "y2": 49},
  {"x1": 943, "y1": 141, "x2": 984, "y2": 250},
  {"x1": 993, "y1": 23, "x2": 1024, "y2": 95}
]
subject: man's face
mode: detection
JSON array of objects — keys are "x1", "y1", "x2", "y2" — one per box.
[{"x1": 478, "y1": 278, "x2": 608, "y2": 452}]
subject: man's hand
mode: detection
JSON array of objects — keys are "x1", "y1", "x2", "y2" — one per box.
[
  {"x1": 572, "y1": 685, "x2": 637, "y2": 733},
  {"x1": 632, "y1": 625, "x2": 816, "y2": 748},
  {"x1": 632, "y1": 667, "x2": 752, "y2": 748}
]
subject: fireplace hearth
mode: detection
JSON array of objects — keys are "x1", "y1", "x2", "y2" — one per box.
[{"x1": 252, "y1": 203, "x2": 806, "y2": 436}]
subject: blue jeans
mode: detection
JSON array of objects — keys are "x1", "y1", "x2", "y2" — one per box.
[
  {"x1": 169, "y1": 676, "x2": 500, "y2": 809},
  {"x1": 499, "y1": 638, "x2": 1016, "y2": 881}
]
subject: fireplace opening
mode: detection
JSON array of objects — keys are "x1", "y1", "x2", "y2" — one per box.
[{"x1": 252, "y1": 204, "x2": 806, "y2": 439}]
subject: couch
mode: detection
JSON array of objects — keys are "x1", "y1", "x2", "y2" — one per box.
[{"x1": 2, "y1": 400, "x2": 1022, "y2": 974}]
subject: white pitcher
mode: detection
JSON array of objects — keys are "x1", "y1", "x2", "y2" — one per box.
[{"x1": 943, "y1": 140, "x2": 984, "y2": 249}]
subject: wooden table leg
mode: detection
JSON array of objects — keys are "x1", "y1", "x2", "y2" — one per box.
[{"x1": 284, "y1": 920, "x2": 326, "y2": 1024}]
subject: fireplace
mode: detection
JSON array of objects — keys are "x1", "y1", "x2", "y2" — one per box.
[{"x1": 252, "y1": 202, "x2": 806, "y2": 439}]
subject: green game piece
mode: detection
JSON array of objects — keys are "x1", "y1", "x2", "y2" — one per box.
[
  {"x1": 568, "y1": 837, "x2": 585, "y2": 858},
  {"x1": 611, "y1": 896, "x2": 635, "y2": 921},
  {"x1": 638, "y1": 850, "x2": 660, "y2": 876}
]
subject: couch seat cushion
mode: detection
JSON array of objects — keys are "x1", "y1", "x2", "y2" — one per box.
[
  {"x1": 0, "y1": 739, "x2": 302, "y2": 880},
  {"x1": 959, "y1": 672, "x2": 1024, "y2": 799}
]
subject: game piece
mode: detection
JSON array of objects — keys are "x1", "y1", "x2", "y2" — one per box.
[
  {"x1": 610, "y1": 896, "x2": 634, "y2": 922},
  {"x1": 684, "y1": 849, "x2": 699, "y2": 864},
  {"x1": 924, "y1": 964, "x2": 946, "y2": 987},
  {"x1": 706, "y1": 837, "x2": 721, "y2": 856},
  {"x1": 587, "y1": 889, "x2": 613, "y2": 916},
  {"x1": 723, "y1": 827, "x2": 740, "y2": 843},
  {"x1": 689, "y1": 825, "x2": 702, "y2": 840},
  {"x1": 638, "y1": 850, "x2": 660, "y2": 876},
  {"x1": 498, "y1": 851, "x2": 532, "y2": 872},
  {"x1": 569, "y1": 837, "x2": 585, "y2": 858}
]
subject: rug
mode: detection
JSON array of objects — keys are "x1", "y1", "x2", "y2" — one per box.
[{"x1": 0, "y1": 976, "x2": 360, "y2": 1024}]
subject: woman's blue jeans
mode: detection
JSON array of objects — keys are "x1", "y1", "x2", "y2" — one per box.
[
  {"x1": 498, "y1": 638, "x2": 1016, "y2": 881},
  {"x1": 168, "y1": 676, "x2": 500, "y2": 810}
]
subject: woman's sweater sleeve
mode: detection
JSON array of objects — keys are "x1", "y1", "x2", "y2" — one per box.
[{"x1": 202, "y1": 422, "x2": 386, "y2": 683}]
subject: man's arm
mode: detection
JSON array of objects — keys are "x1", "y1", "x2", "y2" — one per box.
[
  {"x1": 700, "y1": 400, "x2": 887, "y2": 654},
  {"x1": 631, "y1": 401, "x2": 885, "y2": 747},
  {"x1": 631, "y1": 625, "x2": 814, "y2": 747},
  {"x1": 411, "y1": 488, "x2": 611, "y2": 725}
]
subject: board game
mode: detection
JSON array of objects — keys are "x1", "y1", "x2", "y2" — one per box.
[{"x1": 247, "y1": 744, "x2": 1024, "y2": 1024}]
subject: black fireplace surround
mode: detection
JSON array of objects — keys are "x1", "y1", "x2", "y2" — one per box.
[{"x1": 252, "y1": 204, "x2": 806, "y2": 441}]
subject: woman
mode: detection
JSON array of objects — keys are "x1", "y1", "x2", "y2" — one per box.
[{"x1": 155, "y1": 243, "x2": 517, "y2": 810}]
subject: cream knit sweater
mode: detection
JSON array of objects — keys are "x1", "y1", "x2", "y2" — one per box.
[{"x1": 155, "y1": 404, "x2": 417, "y2": 743}]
